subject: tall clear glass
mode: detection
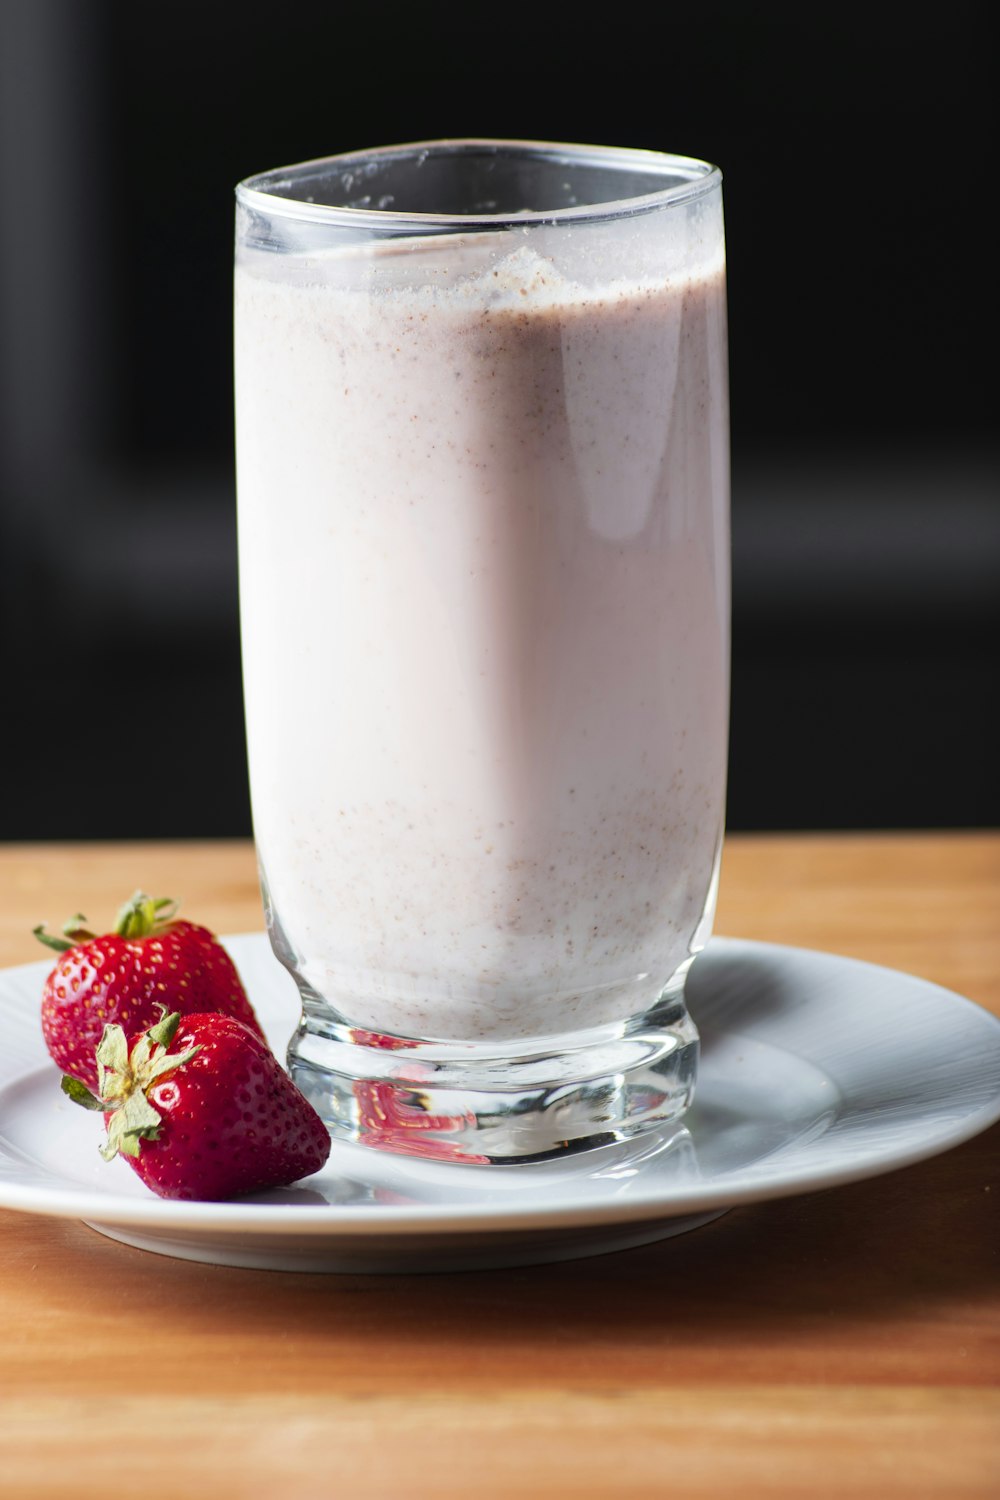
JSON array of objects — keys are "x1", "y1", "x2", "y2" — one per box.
[{"x1": 234, "y1": 141, "x2": 729, "y2": 1163}]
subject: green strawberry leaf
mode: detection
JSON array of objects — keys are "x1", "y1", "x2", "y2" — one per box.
[
  {"x1": 145, "y1": 1043, "x2": 200, "y2": 1083},
  {"x1": 61, "y1": 1075, "x2": 104, "y2": 1110},
  {"x1": 32, "y1": 924, "x2": 74, "y2": 954},
  {"x1": 101, "y1": 1088, "x2": 162, "y2": 1162},
  {"x1": 96, "y1": 1024, "x2": 131, "y2": 1097},
  {"x1": 147, "y1": 1011, "x2": 182, "y2": 1050}
]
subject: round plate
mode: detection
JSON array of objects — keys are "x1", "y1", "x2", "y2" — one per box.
[{"x1": 0, "y1": 935, "x2": 997, "y2": 1273}]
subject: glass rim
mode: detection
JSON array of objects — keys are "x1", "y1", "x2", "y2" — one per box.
[{"x1": 235, "y1": 138, "x2": 722, "y2": 232}]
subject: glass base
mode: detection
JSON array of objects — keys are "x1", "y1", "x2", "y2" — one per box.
[{"x1": 287, "y1": 988, "x2": 699, "y2": 1164}]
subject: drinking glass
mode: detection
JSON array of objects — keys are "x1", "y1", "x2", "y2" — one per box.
[{"x1": 234, "y1": 140, "x2": 729, "y2": 1163}]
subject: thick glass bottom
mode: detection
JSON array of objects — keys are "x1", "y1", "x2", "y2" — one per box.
[{"x1": 287, "y1": 988, "x2": 699, "y2": 1164}]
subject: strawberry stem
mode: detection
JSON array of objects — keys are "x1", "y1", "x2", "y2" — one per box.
[
  {"x1": 114, "y1": 891, "x2": 179, "y2": 938},
  {"x1": 115, "y1": 892, "x2": 158, "y2": 938}
]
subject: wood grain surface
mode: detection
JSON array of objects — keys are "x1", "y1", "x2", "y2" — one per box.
[{"x1": 0, "y1": 833, "x2": 997, "y2": 1498}]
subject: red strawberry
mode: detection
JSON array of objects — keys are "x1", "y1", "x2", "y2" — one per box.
[
  {"x1": 35, "y1": 891, "x2": 264, "y2": 1090},
  {"x1": 62, "y1": 1010, "x2": 331, "y2": 1201}
]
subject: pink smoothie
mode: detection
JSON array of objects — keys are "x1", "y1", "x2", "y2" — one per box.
[{"x1": 235, "y1": 225, "x2": 729, "y2": 1041}]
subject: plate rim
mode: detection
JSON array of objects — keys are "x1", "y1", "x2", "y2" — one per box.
[{"x1": 0, "y1": 934, "x2": 998, "y2": 1239}]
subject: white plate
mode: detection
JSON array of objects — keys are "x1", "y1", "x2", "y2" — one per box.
[{"x1": 0, "y1": 935, "x2": 997, "y2": 1273}]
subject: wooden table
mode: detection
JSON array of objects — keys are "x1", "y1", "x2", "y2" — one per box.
[{"x1": 0, "y1": 834, "x2": 997, "y2": 1498}]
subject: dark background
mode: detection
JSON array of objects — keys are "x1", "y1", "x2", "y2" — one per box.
[{"x1": 0, "y1": 1, "x2": 996, "y2": 841}]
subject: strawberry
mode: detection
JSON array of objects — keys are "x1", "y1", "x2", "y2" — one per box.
[
  {"x1": 35, "y1": 891, "x2": 264, "y2": 1091},
  {"x1": 62, "y1": 1010, "x2": 331, "y2": 1200}
]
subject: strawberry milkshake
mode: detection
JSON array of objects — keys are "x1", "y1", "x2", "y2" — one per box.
[{"x1": 234, "y1": 142, "x2": 729, "y2": 1160}]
